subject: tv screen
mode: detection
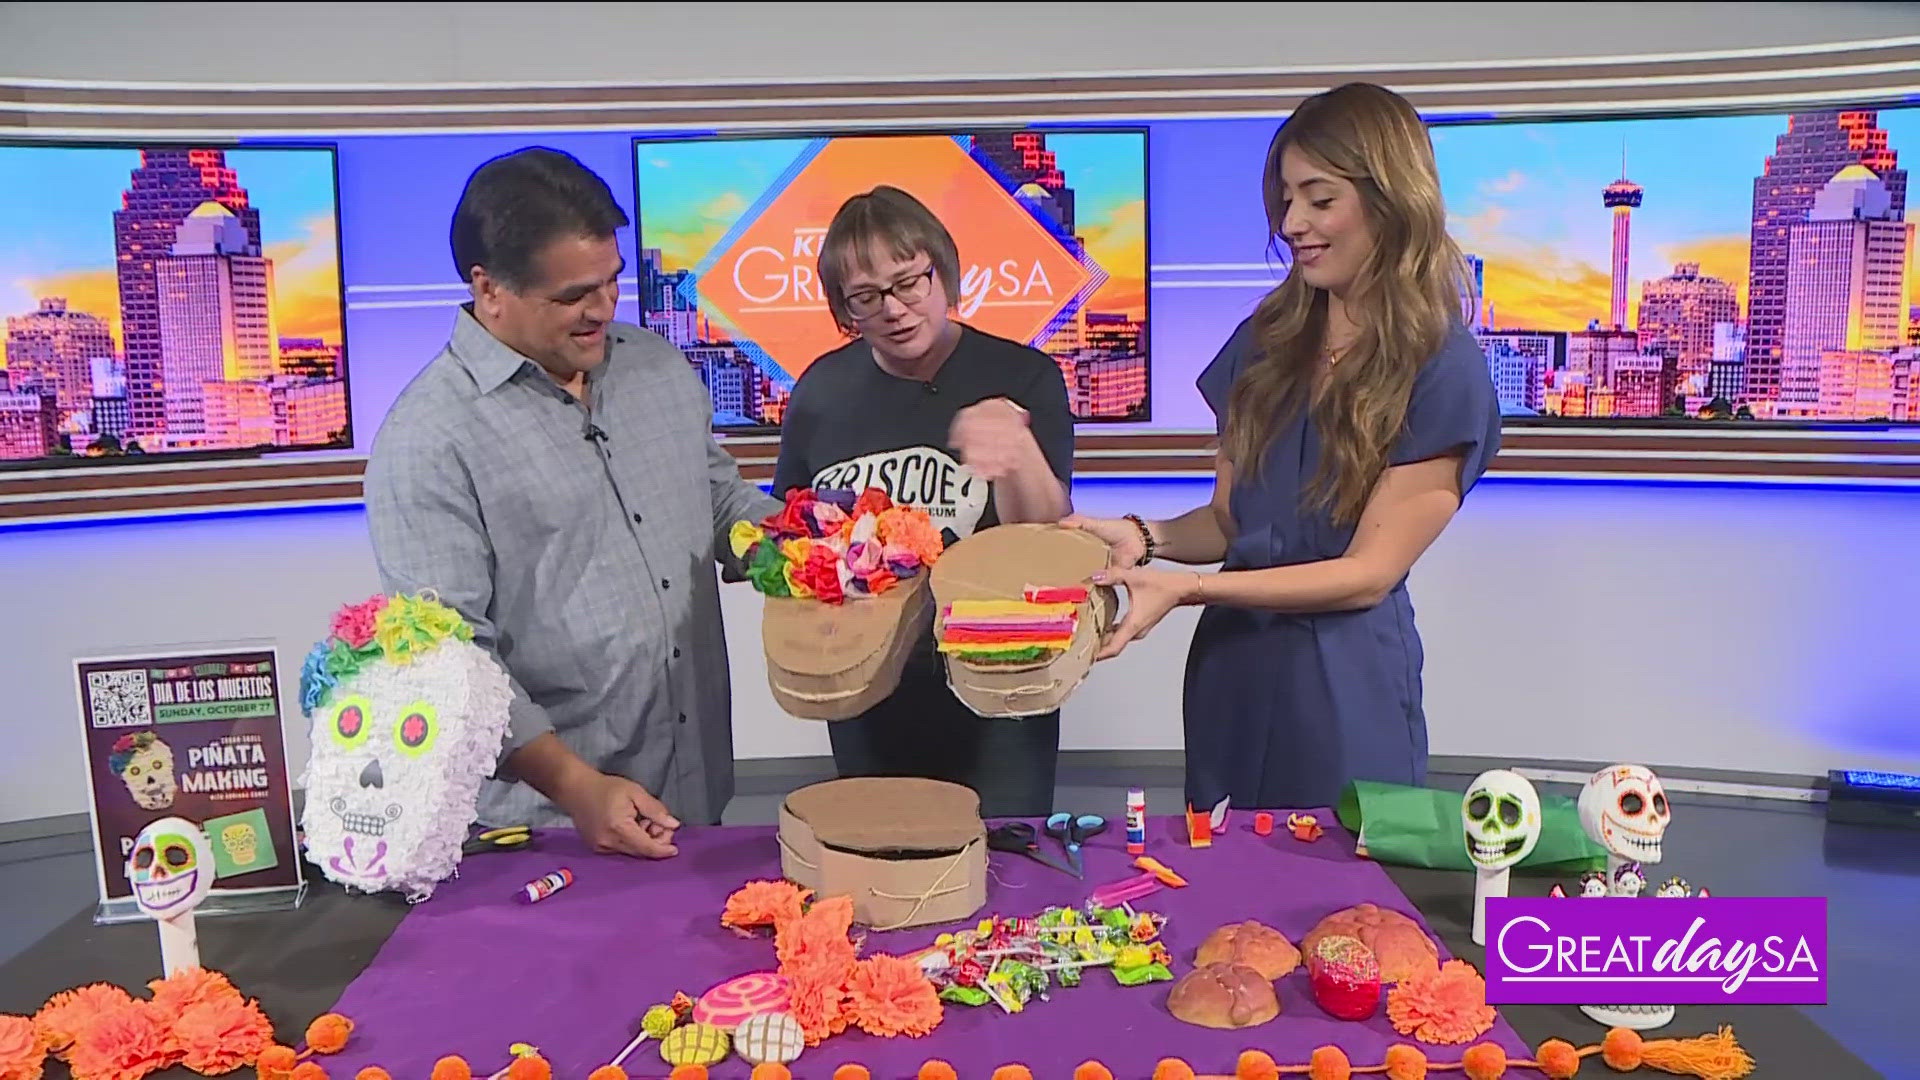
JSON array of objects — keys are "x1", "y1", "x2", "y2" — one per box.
[
  {"x1": 1431, "y1": 104, "x2": 1919, "y2": 425},
  {"x1": 634, "y1": 128, "x2": 1149, "y2": 430},
  {"x1": 0, "y1": 142, "x2": 348, "y2": 468}
]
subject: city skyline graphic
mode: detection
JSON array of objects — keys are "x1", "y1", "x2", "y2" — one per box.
[
  {"x1": 1434, "y1": 105, "x2": 1920, "y2": 423},
  {"x1": 0, "y1": 145, "x2": 347, "y2": 464},
  {"x1": 636, "y1": 130, "x2": 1148, "y2": 428}
]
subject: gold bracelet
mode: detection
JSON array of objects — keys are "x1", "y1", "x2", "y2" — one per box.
[{"x1": 1191, "y1": 571, "x2": 1205, "y2": 604}]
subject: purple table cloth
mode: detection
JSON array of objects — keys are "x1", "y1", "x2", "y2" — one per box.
[{"x1": 323, "y1": 811, "x2": 1531, "y2": 1079}]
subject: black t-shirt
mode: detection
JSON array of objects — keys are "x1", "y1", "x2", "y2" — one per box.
[{"x1": 773, "y1": 324, "x2": 1075, "y2": 544}]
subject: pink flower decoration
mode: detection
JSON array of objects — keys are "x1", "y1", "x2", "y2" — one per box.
[{"x1": 329, "y1": 596, "x2": 389, "y2": 650}]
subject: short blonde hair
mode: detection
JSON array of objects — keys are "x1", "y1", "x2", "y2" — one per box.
[{"x1": 817, "y1": 186, "x2": 962, "y2": 334}]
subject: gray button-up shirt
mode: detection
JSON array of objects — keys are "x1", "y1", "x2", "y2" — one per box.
[{"x1": 363, "y1": 307, "x2": 781, "y2": 828}]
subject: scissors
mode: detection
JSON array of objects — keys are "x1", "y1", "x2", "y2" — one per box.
[
  {"x1": 986, "y1": 821, "x2": 1075, "y2": 876},
  {"x1": 462, "y1": 825, "x2": 533, "y2": 855},
  {"x1": 1045, "y1": 813, "x2": 1108, "y2": 878}
]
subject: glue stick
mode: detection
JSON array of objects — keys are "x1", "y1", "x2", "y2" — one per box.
[
  {"x1": 520, "y1": 868, "x2": 573, "y2": 903},
  {"x1": 1126, "y1": 788, "x2": 1147, "y2": 854}
]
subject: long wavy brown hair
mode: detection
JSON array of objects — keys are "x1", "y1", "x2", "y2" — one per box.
[{"x1": 1221, "y1": 82, "x2": 1474, "y2": 525}]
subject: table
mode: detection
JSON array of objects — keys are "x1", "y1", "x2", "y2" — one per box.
[{"x1": 0, "y1": 812, "x2": 1877, "y2": 1079}]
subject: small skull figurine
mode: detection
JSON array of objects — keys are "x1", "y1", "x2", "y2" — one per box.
[
  {"x1": 1462, "y1": 769, "x2": 1542, "y2": 871},
  {"x1": 1656, "y1": 876, "x2": 1691, "y2": 898},
  {"x1": 1577, "y1": 764, "x2": 1670, "y2": 865},
  {"x1": 1611, "y1": 861, "x2": 1647, "y2": 897},
  {"x1": 1578, "y1": 870, "x2": 1609, "y2": 898}
]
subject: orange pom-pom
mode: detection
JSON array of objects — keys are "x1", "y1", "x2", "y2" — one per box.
[
  {"x1": 353, "y1": 1070, "x2": 390, "y2": 1080},
  {"x1": 993, "y1": 1067, "x2": 1035, "y2": 1080},
  {"x1": 1462, "y1": 1043, "x2": 1507, "y2": 1080},
  {"x1": 505, "y1": 1055, "x2": 549, "y2": 1080},
  {"x1": 918, "y1": 1062, "x2": 958, "y2": 1080},
  {"x1": 289, "y1": 1063, "x2": 328, "y2": 1080},
  {"x1": 1309, "y1": 1045, "x2": 1352, "y2": 1080},
  {"x1": 1602, "y1": 1028, "x2": 1643, "y2": 1070},
  {"x1": 428, "y1": 1056, "x2": 472, "y2": 1080},
  {"x1": 1384, "y1": 1044, "x2": 1428, "y2": 1080},
  {"x1": 667, "y1": 1067, "x2": 706, "y2": 1080},
  {"x1": 1074, "y1": 1063, "x2": 1113, "y2": 1080},
  {"x1": 302, "y1": 1016, "x2": 353, "y2": 1057},
  {"x1": 1535, "y1": 1039, "x2": 1580, "y2": 1080},
  {"x1": 832, "y1": 1067, "x2": 870, "y2": 1080},
  {"x1": 1236, "y1": 1050, "x2": 1280, "y2": 1080},
  {"x1": 587, "y1": 1068, "x2": 626, "y2": 1080},
  {"x1": 749, "y1": 1065, "x2": 790, "y2": 1080},
  {"x1": 0, "y1": 1014, "x2": 50, "y2": 1080},
  {"x1": 1153, "y1": 1061, "x2": 1197, "y2": 1080},
  {"x1": 257, "y1": 1045, "x2": 298, "y2": 1080}
]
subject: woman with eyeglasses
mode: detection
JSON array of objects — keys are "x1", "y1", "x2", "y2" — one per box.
[{"x1": 771, "y1": 184, "x2": 1075, "y2": 817}]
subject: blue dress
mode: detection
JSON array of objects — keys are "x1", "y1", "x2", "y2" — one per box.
[{"x1": 1183, "y1": 317, "x2": 1501, "y2": 810}]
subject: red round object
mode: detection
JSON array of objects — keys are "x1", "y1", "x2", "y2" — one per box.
[
  {"x1": 1307, "y1": 935, "x2": 1381, "y2": 1021},
  {"x1": 1254, "y1": 812, "x2": 1274, "y2": 836}
]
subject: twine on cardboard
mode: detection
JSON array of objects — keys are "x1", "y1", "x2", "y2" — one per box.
[
  {"x1": 866, "y1": 837, "x2": 982, "y2": 932},
  {"x1": 775, "y1": 832, "x2": 819, "y2": 870},
  {"x1": 768, "y1": 679, "x2": 867, "y2": 703}
]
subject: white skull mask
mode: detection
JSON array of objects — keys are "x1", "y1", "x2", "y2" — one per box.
[
  {"x1": 1578, "y1": 764, "x2": 1670, "y2": 864},
  {"x1": 298, "y1": 595, "x2": 512, "y2": 901},
  {"x1": 128, "y1": 816, "x2": 216, "y2": 919},
  {"x1": 1462, "y1": 769, "x2": 1542, "y2": 871}
]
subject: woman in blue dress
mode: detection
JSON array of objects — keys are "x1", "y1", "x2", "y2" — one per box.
[{"x1": 1067, "y1": 83, "x2": 1500, "y2": 810}]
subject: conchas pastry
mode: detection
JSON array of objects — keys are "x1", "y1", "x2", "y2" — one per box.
[
  {"x1": 1194, "y1": 920, "x2": 1301, "y2": 980},
  {"x1": 659, "y1": 1022, "x2": 730, "y2": 1068},
  {"x1": 1302, "y1": 903, "x2": 1439, "y2": 984},
  {"x1": 1165, "y1": 962, "x2": 1281, "y2": 1029},
  {"x1": 732, "y1": 1011, "x2": 804, "y2": 1066}
]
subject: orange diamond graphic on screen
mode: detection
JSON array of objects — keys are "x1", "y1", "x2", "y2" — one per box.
[{"x1": 695, "y1": 135, "x2": 1096, "y2": 379}]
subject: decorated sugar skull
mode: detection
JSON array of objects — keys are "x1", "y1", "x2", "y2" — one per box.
[
  {"x1": 1578, "y1": 870, "x2": 1608, "y2": 898},
  {"x1": 1577, "y1": 764, "x2": 1670, "y2": 864},
  {"x1": 1611, "y1": 861, "x2": 1647, "y2": 897},
  {"x1": 220, "y1": 822, "x2": 260, "y2": 867},
  {"x1": 1656, "y1": 876, "x2": 1690, "y2": 899},
  {"x1": 110, "y1": 731, "x2": 177, "y2": 811},
  {"x1": 1461, "y1": 769, "x2": 1542, "y2": 871},
  {"x1": 127, "y1": 816, "x2": 215, "y2": 919},
  {"x1": 298, "y1": 593, "x2": 512, "y2": 901}
]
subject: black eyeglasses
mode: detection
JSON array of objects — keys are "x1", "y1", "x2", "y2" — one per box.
[{"x1": 844, "y1": 269, "x2": 935, "y2": 320}]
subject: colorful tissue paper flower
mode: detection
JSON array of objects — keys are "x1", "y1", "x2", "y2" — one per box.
[
  {"x1": 730, "y1": 522, "x2": 767, "y2": 561},
  {"x1": 797, "y1": 547, "x2": 845, "y2": 605},
  {"x1": 36, "y1": 985, "x2": 135, "y2": 1060},
  {"x1": 852, "y1": 488, "x2": 893, "y2": 518},
  {"x1": 372, "y1": 594, "x2": 473, "y2": 665},
  {"x1": 816, "y1": 489, "x2": 859, "y2": 513},
  {"x1": 66, "y1": 999, "x2": 172, "y2": 1080},
  {"x1": 747, "y1": 542, "x2": 793, "y2": 598},
  {"x1": 299, "y1": 643, "x2": 337, "y2": 715},
  {"x1": 806, "y1": 502, "x2": 848, "y2": 539},
  {"x1": 170, "y1": 997, "x2": 274, "y2": 1075},
  {"x1": 877, "y1": 509, "x2": 944, "y2": 565},
  {"x1": 779, "y1": 538, "x2": 816, "y2": 569},
  {"x1": 145, "y1": 970, "x2": 240, "y2": 1029},
  {"x1": 845, "y1": 540, "x2": 882, "y2": 577},
  {"x1": 764, "y1": 490, "x2": 815, "y2": 538},
  {"x1": 328, "y1": 596, "x2": 388, "y2": 650}
]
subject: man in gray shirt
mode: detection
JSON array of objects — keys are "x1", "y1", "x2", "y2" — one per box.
[{"x1": 363, "y1": 148, "x2": 780, "y2": 856}]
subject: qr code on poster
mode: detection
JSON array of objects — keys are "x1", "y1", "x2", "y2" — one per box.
[{"x1": 87, "y1": 669, "x2": 153, "y2": 729}]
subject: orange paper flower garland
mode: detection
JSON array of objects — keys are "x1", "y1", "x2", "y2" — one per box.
[
  {"x1": 722, "y1": 879, "x2": 945, "y2": 1045},
  {"x1": 2, "y1": 969, "x2": 361, "y2": 1080}
]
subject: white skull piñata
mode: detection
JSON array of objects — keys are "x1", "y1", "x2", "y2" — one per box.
[
  {"x1": 1577, "y1": 764, "x2": 1670, "y2": 865},
  {"x1": 1462, "y1": 769, "x2": 1542, "y2": 871},
  {"x1": 298, "y1": 593, "x2": 511, "y2": 901}
]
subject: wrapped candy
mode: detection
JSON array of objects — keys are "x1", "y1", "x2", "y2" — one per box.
[{"x1": 1308, "y1": 935, "x2": 1382, "y2": 1021}]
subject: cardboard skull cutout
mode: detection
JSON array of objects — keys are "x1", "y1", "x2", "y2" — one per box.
[
  {"x1": 298, "y1": 593, "x2": 512, "y2": 901},
  {"x1": 128, "y1": 816, "x2": 215, "y2": 919},
  {"x1": 1461, "y1": 769, "x2": 1542, "y2": 871},
  {"x1": 1577, "y1": 764, "x2": 1670, "y2": 864}
]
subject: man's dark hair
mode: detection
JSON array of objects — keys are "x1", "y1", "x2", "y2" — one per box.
[{"x1": 449, "y1": 147, "x2": 629, "y2": 290}]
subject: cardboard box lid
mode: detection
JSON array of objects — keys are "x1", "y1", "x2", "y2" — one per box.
[
  {"x1": 760, "y1": 576, "x2": 930, "y2": 678},
  {"x1": 782, "y1": 777, "x2": 983, "y2": 855},
  {"x1": 929, "y1": 523, "x2": 1110, "y2": 603}
]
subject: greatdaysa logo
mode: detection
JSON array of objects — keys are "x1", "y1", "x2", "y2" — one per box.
[
  {"x1": 695, "y1": 135, "x2": 1098, "y2": 380},
  {"x1": 1483, "y1": 897, "x2": 1826, "y2": 1005}
]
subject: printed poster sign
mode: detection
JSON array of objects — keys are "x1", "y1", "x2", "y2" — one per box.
[{"x1": 76, "y1": 648, "x2": 303, "y2": 910}]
